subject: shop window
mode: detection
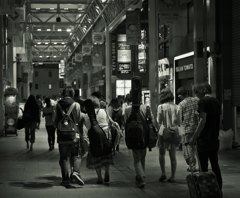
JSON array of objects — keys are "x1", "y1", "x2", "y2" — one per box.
[
  {"x1": 116, "y1": 80, "x2": 131, "y2": 97},
  {"x1": 35, "y1": 84, "x2": 38, "y2": 90},
  {"x1": 48, "y1": 71, "x2": 52, "y2": 77},
  {"x1": 187, "y1": 1, "x2": 194, "y2": 34},
  {"x1": 35, "y1": 71, "x2": 38, "y2": 77}
]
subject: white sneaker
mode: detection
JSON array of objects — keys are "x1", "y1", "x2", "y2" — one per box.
[{"x1": 72, "y1": 172, "x2": 84, "y2": 185}]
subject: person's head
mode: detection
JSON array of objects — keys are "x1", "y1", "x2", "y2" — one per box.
[
  {"x1": 74, "y1": 89, "x2": 80, "y2": 97},
  {"x1": 44, "y1": 97, "x2": 51, "y2": 107},
  {"x1": 194, "y1": 82, "x2": 212, "y2": 99},
  {"x1": 159, "y1": 88, "x2": 174, "y2": 104},
  {"x1": 36, "y1": 94, "x2": 41, "y2": 100},
  {"x1": 110, "y1": 98, "x2": 121, "y2": 109},
  {"x1": 91, "y1": 91, "x2": 107, "y2": 105},
  {"x1": 62, "y1": 87, "x2": 74, "y2": 98},
  {"x1": 25, "y1": 95, "x2": 38, "y2": 108},
  {"x1": 89, "y1": 95, "x2": 100, "y2": 109},
  {"x1": 124, "y1": 93, "x2": 131, "y2": 103},
  {"x1": 177, "y1": 87, "x2": 188, "y2": 101}
]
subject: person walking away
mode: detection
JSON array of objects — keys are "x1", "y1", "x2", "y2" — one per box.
[
  {"x1": 91, "y1": 91, "x2": 108, "y2": 109},
  {"x1": 124, "y1": 89, "x2": 156, "y2": 188},
  {"x1": 73, "y1": 89, "x2": 86, "y2": 113},
  {"x1": 157, "y1": 88, "x2": 181, "y2": 183},
  {"x1": 189, "y1": 82, "x2": 223, "y2": 196},
  {"x1": 42, "y1": 97, "x2": 56, "y2": 151},
  {"x1": 84, "y1": 95, "x2": 119, "y2": 184},
  {"x1": 23, "y1": 95, "x2": 40, "y2": 151},
  {"x1": 36, "y1": 95, "x2": 43, "y2": 130},
  {"x1": 177, "y1": 87, "x2": 199, "y2": 172},
  {"x1": 53, "y1": 87, "x2": 85, "y2": 186}
]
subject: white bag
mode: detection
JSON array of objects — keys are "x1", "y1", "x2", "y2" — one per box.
[{"x1": 219, "y1": 129, "x2": 234, "y2": 150}]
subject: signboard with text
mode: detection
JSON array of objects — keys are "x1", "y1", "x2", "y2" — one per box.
[{"x1": 126, "y1": 10, "x2": 141, "y2": 45}]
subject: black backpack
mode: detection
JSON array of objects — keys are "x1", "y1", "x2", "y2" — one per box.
[
  {"x1": 125, "y1": 76, "x2": 148, "y2": 150},
  {"x1": 57, "y1": 102, "x2": 79, "y2": 141},
  {"x1": 112, "y1": 107, "x2": 123, "y2": 128},
  {"x1": 84, "y1": 99, "x2": 112, "y2": 157}
]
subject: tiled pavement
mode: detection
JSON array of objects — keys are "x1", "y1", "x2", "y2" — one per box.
[{"x1": 1, "y1": 119, "x2": 240, "y2": 198}]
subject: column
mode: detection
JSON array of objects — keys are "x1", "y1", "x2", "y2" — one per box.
[
  {"x1": 148, "y1": 0, "x2": 159, "y2": 116},
  {"x1": 105, "y1": 27, "x2": 111, "y2": 104},
  {"x1": 193, "y1": 0, "x2": 205, "y2": 83},
  {"x1": 0, "y1": 16, "x2": 4, "y2": 136}
]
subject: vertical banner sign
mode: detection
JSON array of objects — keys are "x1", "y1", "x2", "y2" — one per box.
[
  {"x1": 117, "y1": 34, "x2": 131, "y2": 75},
  {"x1": 0, "y1": 0, "x2": 14, "y2": 15},
  {"x1": 159, "y1": 0, "x2": 180, "y2": 25},
  {"x1": 82, "y1": 56, "x2": 91, "y2": 73},
  {"x1": 111, "y1": 34, "x2": 117, "y2": 76},
  {"x1": 92, "y1": 32, "x2": 104, "y2": 45},
  {"x1": 92, "y1": 45, "x2": 103, "y2": 66},
  {"x1": 75, "y1": 53, "x2": 82, "y2": 62},
  {"x1": 126, "y1": 10, "x2": 141, "y2": 45},
  {"x1": 8, "y1": 10, "x2": 21, "y2": 36}
]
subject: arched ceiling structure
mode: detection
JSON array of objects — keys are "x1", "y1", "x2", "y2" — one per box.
[{"x1": 26, "y1": 0, "x2": 127, "y2": 64}]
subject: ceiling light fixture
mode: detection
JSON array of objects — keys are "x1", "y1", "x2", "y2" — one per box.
[
  {"x1": 45, "y1": 42, "x2": 48, "y2": 44},
  {"x1": 70, "y1": 33, "x2": 72, "y2": 35},
  {"x1": 54, "y1": 42, "x2": 57, "y2": 44},
  {"x1": 64, "y1": 8, "x2": 68, "y2": 10},
  {"x1": 47, "y1": 29, "x2": 51, "y2": 31},
  {"x1": 36, "y1": 8, "x2": 40, "y2": 10},
  {"x1": 61, "y1": 42, "x2": 65, "y2": 44},
  {"x1": 37, "y1": 42, "x2": 41, "y2": 44},
  {"x1": 67, "y1": 29, "x2": 71, "y2": 32},
  {"x1": 37, "y1": 29, "x2": 41, "y2": 31},
  {"x1": 58, "y1": 29, "x2": 62, "y2": 31},
  {"x1": 53, "y1": 56, "x2": 56, "y2": 58}
]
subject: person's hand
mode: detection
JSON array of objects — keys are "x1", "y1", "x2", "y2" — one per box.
[{"x1": 189, "y1": 137, "x2": 196, "y2": 146}]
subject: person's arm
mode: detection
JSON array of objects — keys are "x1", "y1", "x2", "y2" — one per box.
[
  {"x1": 42, "y1": 108, "x2": 45, "y2": 118},
  {"x1": 189, "y1": 111, "x2": 206, "y2": 145},
  {"x1": 52, "y1": 104, "x2": 59, "y2": 128}
]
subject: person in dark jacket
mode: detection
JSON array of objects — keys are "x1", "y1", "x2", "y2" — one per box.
[
  {"x1": 23, "y1": 95, "x2": 40, "y2": 151},
  {"x1": 53, "y1": 87, "x2": 86, "y2": 186},
  {"x1": 73, "y1": 89, "x2": 86, "y2": 113}
]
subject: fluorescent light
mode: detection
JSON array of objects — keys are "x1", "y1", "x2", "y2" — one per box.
[
  {"x1": 67, "y1": 29, "x2": 71, "y2": 32},
  {"x1": 45, "y1": 42, "x2": 48, "y2": 44},
  {"x1": 78, "y1": 8, "x2": 83, "y2": 10},
  {"x1": 70, "y1": 33, "x2": 72, "y2": 35},
  {"x1": 37, "y1": 42, "x2": 41, "y2": 44},
  {"x1": 50, "y1": 8, "x2": 54, "y2": 10},
  {"x1": 40, "y1": 56, "x2": 42, "y2": 58},
  {"x1": 58, "y1": 29, "x2": 62, "y2": 31},
  {"x1": 37, "y1": 29, "x2": 41, "y2": 31},
  {"x1": 61, "y1": 42, "x2": 65, "y2": 44},
  {"x1": 47, "y1": 29, "x2": 51, "y2": 31},
  {"x1": 36, "y1": 8, "x2": 40, "y2": 10},
  {"x1": 53, "y1": 56, "x2": 56, "y2": 58},
  {"x1": 64, "y1": 8, "x2": 68, "y2": 10},
  {"x1": 54, "y1": 42, "x2": 57, "y2": 44},
  {"x1": 34, "y1": 45, "x2": 36, "y2": 46}
]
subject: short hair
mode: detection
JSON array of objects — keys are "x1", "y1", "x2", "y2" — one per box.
[
  {"x1": 62, "y1": 87, "x2": 74, "y2": 98},
  {"x1": 159, "y1": 88, "x2": 174, "y2": 104},
  {"x1": 89, "y1": 95, "x2": 100, "y2": 109},
  {"x1": 44, "y1": 97, "x2": 51, "y2": 107},
  {"x1": 177, "y1": 87, "x2": 187, "y2": 97},
  {"x1": 194, "y1": 82, "x2": 212, "y2": 95},
  {"x1": 124, "y1": 93, "x2": 131, "y2": 103},
  {"x1": 74, "y1": 89, "x2": 80, "y2": 97}
]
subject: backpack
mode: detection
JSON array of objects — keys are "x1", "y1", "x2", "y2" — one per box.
[
  {"x1": 145, "y1": 106, "x2": 158, "y2": 151},
  {"x1": 125, "y1": 76, "x2": 147, "y2": 150},
  {"x1": 57, "y1": 102, "x2": 78, "y2": 141},
  {"x1": 112, "y1": 107, "x2": 123, "y2": 128},
  {"x1": 84, "y1": 99, "x2": 112, "y2": 157}
]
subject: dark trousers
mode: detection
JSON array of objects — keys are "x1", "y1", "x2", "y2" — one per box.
[
  {"x1": 59, "y1": 141, "x2": 81, "y2": 181},
  {"x1": 197, "y1": 139, "x2": 222, "y2": 190},
  {"x1": 24, "y1": 121, "x2": 37, "y2": 143},
  {"x1": 46, "y1": 126, "x2": 56, "y2": 148}
]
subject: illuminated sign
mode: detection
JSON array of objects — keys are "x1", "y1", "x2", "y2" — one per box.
[{"x1": 176, "y1": 64, "x2": 193, "y2": 72}]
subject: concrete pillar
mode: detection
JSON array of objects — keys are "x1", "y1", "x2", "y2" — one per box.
[
  {"x1": 0, "y1": 16, "x2": 4, "y2": 136},
  {"x1": 148, "y1": 0, "x2": 158, "y2": 116},
  {"x1": 193, "y1": 0, "x2": 205, "y2": 83},
  {"x1": 105, "y1": 28, "x2": 111, "y2": 104}
]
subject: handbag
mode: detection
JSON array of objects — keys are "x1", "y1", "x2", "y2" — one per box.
[
  {"x1": 161, "y1": 105, "x2": 180, "y2": 144},
  {"x1": 17, "y1": 118, "x2": 25, "y2": 130}
]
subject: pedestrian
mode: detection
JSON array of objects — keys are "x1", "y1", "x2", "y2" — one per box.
[
  {"x1": 189, "y1": 82, "x2": 223, "y2": 194},
  {"x1": 122, "y1": 94, "x2": 131, "y2": 117},
  {"x1": 91, "y1": 91, "x2": 108, "y2": 109},
  {"x1": 36, "y1": 94, "x2": 43, "y2": 130},
  {"x1": 124, "y1": 90, "x2": 156, "y2": 188},
  {"x1": 177, "y1": 87, "x2": 199, "y2": 172},
  {"x1": 157, "y1": 88, "x2": 181, "y2": 183},
  {"x1": 53, "y1": 87, "x2": 85, "y2": 186},
  {"x1": 23, "y1": 95, "x2": 40, "y2": 151},
  {"x1": 73, "y1": 89, "x2": 86, "y2": 113},
  {"x1": 84, "y1": 95, "x2": 115, "y2": 184},
  {"x1": 42, "y1": 97, "x2": 56, "y2": 151}
]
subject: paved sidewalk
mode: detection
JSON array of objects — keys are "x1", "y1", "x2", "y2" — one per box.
[{"x1": 1, "y1": 120, "x2": 240, "y2": 198}]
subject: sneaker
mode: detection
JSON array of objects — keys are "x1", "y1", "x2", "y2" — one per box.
[
  {"x1": 104, "y1": 174, "x2": 110, "y2": 183},
  {"x1": 136, "y1": 176, "x2": 145, "y2": 188},
  {"x1": 72, "y1": 172, "x2": 84, "y2": 185}
]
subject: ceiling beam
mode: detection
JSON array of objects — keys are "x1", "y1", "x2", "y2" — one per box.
[
  {"x1": 29, "y1": 0, "x2": 91, "y2": 4},
  {"x1": 26, "y1": 22, "x2": 92, "y2": 25}
]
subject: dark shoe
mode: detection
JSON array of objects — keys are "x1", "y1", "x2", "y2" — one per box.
[
  {"x1": 116, "y1": 145, "x2": 119, "y2": 151},
  {"x1": 96, "y1": 179, "x2": 103, "y2": 184},
  {"x1": 187, "y1": 167, "x2": 199, "y2": 172},
  {"x1": 136, "y1": 176, "x2": 145, "y2": 188},
  {"x1": 159, "y1": 175, "x2": 167, "y2": 182},
  {"x1": 72, "y1": 172, "x2": 84, "y2": 185},
  {"x1": 30, "y1": 147, "x2": 33, "y2": 151},
  {"x1": 104, "y1": 174, "x2": 109, "y2": 183},
  {"x1": 167, "y1": 178, "x2": 175, "y2": 183},
  {"x1": 26, "y1": 142, "x2": 29, "y2": 149},
  {"x1": 60, "y1": 180, "x2": 70, "y2": 186}
]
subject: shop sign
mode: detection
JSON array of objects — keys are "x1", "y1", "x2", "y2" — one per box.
[
  {"x1": 82, "y1": 44, "x2": 92, "y2": 56},
  {"x1": 111, "y1": 34, "x2": 117, "y2": 75},
  {"x1": 158, "y1": 58, "x2": 170, "y2": 77},
  {"x1": 117, "y1": 34, "x2": 127, "y2": 42},
  {"x1": 159, "y1": 0, "x2": 180, "y2": 25},
  {"x1": 13, "y1": 34, "x2": 24, "y2": 47},
  {"x1": 7, "y1": 10, "x2": 21, "y2": 36},
  {"x1": 92, "y1": 32, "x2": 104, "y2": 45},
  {"x1": 126, "y1": 10, "x2": 141, "y2": 45},
  {"x1": 75, "y1": 53, "x2": 82, "y2": 62},
  {"x1": 176, "y1": 63, "x2": 193, "y2": 72},
  {"x1": 142, "y1": 90, "x2": 151, "y2": 106},
  {"x1": 118, "y1": 50, "x2": 131, "y2": 63},
  {"x1": 118, "y1": 63, "x2": 131, "y2": 74},
  {"x1": 92, "y1": 45, "x2": 103, "y2": 66},
  {"x1": 82, "y1": 55, "x2": 91, "y2": 73},
  {"x1": 0, "y1": 0, "x2": 14, "y2": 15}
]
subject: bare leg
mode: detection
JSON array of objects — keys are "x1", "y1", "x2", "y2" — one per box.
[
  {"x1": 159, "y1": 147, "x2": 166, "y2": 176},
  {"x1": 168, "y1": 148, "x2": 177, "y2": 179},
  {"x1": 96, "y1": 168, "x2": 103, "y2": 184}
]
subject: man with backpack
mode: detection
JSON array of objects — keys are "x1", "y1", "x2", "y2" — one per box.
[
  {"x1": 124, "y1": 86, "x2": 156, "y2": 188},
  {"x1": 53, "y1": 87, "x2": 85, "y2": 186}
]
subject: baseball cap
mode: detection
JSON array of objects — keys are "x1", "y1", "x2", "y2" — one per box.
[{"x1": 177, "y1": 87, "x2": 187, "y2": 97}]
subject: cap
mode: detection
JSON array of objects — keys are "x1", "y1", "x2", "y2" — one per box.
[{"x1": 177, "y1": 87, "x2": 187, "y2": 97}]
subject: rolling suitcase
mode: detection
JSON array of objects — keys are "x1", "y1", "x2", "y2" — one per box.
[{"x1": 185, "y1": 143, "x2": 222, "y2": 198}]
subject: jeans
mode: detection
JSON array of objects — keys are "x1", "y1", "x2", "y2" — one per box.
[
  {"x1": 59, "y1": 141, "x2": 82, "y2": 181},
  {"x1": 46, "y1": 126, "x2": 56, "y2": 148},
  {"x1": 183, "y1": 133, "x2": 197, "y2": 170},
  {"x1": 197, "y1": 139, "x2": 222, "y2": 190},
  {"x1": 132, "y1": 149, "x2": 147, "y2": 178},
  {"x1": 24, "y1": 121, "x2": 37, "y2": 143}
]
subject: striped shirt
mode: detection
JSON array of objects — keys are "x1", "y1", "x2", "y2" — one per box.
[{"x1": 178, "y1": 97, "x2": 199, "y2": 134}]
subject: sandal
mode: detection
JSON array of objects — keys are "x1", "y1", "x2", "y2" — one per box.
[
  {"x1": 167, "y1": 178, "x2": 175, "y2": 183},
  {"x1": 159, "y1": 175, "x2": 167, "y2": 182}
]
